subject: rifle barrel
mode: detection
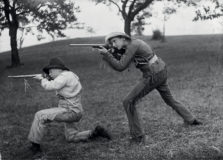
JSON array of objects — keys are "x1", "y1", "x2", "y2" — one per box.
[
  {"x1": 69, "y1": 44, "x2": 104, "y2": 46},
  {"x1": 8, "y1": 74, "x2": 41, "y2": 78}
]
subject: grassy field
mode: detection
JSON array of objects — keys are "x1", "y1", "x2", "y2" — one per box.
[{"x1": 0, "y1": 34, "x2": 223, "y2": 160}]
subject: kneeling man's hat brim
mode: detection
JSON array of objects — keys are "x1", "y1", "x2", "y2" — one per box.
[{"x1": 43, "y1": 57, "x2": 69, "y2": 74}]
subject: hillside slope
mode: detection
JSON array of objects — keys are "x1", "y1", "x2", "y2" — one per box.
[{"x1": 0, "y1": 34, "x2": 223, "y2": 160}]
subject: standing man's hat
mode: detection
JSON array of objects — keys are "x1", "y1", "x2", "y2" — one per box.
[
  {"x1": 105, "y1": 32, "x2": 131, "y2": 45},
  {"x1": 43, "y1": 57, "x2": 69, "y2": 74}
]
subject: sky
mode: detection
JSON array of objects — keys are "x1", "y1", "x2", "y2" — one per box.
[{"x1": 0, "y1": 0, "x2": 222, "y2": 53}]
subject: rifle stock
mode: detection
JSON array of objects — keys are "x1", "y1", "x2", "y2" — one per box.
[{"x1": 8, "y1": 74, "x2": 42, "y2": 78}]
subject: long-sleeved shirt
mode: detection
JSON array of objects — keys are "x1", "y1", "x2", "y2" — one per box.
[
  {"x1": 103, "y1": 38, "x2": 166, "y2": 76},
  {"x1": 41, "y1": 70, "x2": 82, "y2": 98},
  {"x1": 41, "y1": 70, "x2": 83, "y2": 113},
  {"x1": 103, "y1": 39, "x2": 154, "y2": 71}
]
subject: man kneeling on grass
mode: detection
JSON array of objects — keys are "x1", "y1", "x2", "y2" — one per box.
[{"x1": 28, "y1": 57, "x2": 111, "y2": 155}]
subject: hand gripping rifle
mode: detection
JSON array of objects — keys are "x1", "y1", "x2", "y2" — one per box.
[{"x1": 69, "y1": 43, "x2": 126, "y2": 60}]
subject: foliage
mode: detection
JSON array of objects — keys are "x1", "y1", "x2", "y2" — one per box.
[
  {"x1": 0, "y1": 0, "x2": 82, "y2": 67},
  {"x1": 92, "y1": 0, "x2": 158, "y2": 35},
  {"x1": 93, "y1": 0, "x2": 185, "y2": 37},
  {"x1": 177, "y1": 0, "x2": 223, "y2": 21},
  {"x1": 163, "y1": 5, "x2": 176, "y2": 20},
  {"x1": 131, "y1": 10, "x2": 152, "y2": 36},
  {"x1": 151, "y1": 0, "x2": 177, "y2": 42},
  {"x1": 193, "y1": 0, "x2": 223, "y2": 21},
  {"x1": 0, "y1": 0, "x2": 81, "y2": 39},
  {"x1": 151, "y1": 29, "x2": 163, "y2": 40}
]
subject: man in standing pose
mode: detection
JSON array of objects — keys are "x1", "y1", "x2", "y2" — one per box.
[{"x1": 97, "y1": 32, "x2": 202, "y2": 144}]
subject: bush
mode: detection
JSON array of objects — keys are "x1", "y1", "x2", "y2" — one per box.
[{"x1": 151, "y1": 29, "x2": 163, "y2": 40}]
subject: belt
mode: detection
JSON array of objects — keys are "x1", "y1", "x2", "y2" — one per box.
[
  {"x1": 57, "y1": 94, "x2": 83, "y2": 113},
  {"x1": 57, "y1": 92, "x2": 81, "y2": 100},
  {"x1": 148, "y1": 54, "x2": 158, "y2": 66}
]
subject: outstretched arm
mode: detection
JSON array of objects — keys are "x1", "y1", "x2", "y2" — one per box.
[
  {"x1": 34, "y1": 74, "x2": 66, "y2": 91},
  {"x1": 98, "y1": 44, "x2": 138, "y2": 72}
]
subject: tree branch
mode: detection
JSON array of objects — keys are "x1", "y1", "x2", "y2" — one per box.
[
  {"x1": 3, "y1": 0, "x2": 11, "y2": 24},
  {"x1": 16, "y1": 2, "x2": 43, "y2": 14},
  {"x1": 108, "y1": 0, "x2": 122, "y2": 13},
  {"x1": 13, "y1": 0, "x2": 17, "y2": 8},
  {"x1": 131, "y1": 0, "x2": 153, "y2": 18},
  {"x1": 36, "y1": 3, "x2": 45, "y2": 11},
  {"x1": 128, "y1": 0, "x2": 136, "y2": 17},
  {"x1": 0, "y1": 22, "x2": 9, "y2": 29},
  {"x1": 108, "y1": 0, "x2": 128, "y2": 19},
  {"x1": 14, "y1": 0, "x2": 21, "y2": 11},
  {"x1": 122, "y1": 0, "x2": 128, "y2": 18},
  {"x1": 18, "y1": 25, "x2": 38, "y2": 29},
  {"x1": 17, "y1": 10, "x2": 30, "y2": 16}
]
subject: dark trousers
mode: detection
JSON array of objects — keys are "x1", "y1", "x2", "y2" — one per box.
[{"x1": 123, "y1": 68, "x2": 195, "y2": 138}]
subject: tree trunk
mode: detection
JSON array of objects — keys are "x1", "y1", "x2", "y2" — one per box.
[
  {"x1": 161, "y1": 15, "x2": 166, "y2": 42},
  {"x1": 124, "y1": 18, "x2": 131, "y2": 36},
  {"x1": 9, "y1": 25, "x2": 21, "y2": 67}
]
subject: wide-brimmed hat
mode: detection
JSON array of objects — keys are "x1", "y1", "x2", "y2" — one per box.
[
  {"x1": 43, "y1": 57, "x2": 69, "y2": 74},
  {"x1": 105, "y1": 32, "x2": 131, "y2": 45}
]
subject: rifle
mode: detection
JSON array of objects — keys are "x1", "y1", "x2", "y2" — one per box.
[
  {"x1": 69, "y1": 43, "x2": 125, "y2": 60},
  {"x1": 69, "y1": 43, "x2": 109, "y2": 49},
  {"x1": 8, "y1": 74, "x2": 42, "y2": 78}
]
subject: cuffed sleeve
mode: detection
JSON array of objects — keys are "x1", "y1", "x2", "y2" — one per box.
[
  {"x1": 40, "y1": 71, "x2": 82, "y2": 98},
  {"x1": 41, "y1": 75, "x2": 67, "y2": 91},
  {"x1": 103, "y1": 42, "x2": 139, "y2": 71}
]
